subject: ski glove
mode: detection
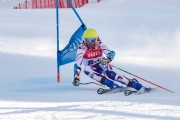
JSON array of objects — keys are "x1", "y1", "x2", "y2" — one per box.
[
  {"x1": 98, "y1": 58, "x2": 110, "y2": 65},
  {"x1": 73, "y1": 76, "x2": 80, "y2": 86},
  {"x1": 107, "y1": 51, "x2": 115, "y2": 61}
]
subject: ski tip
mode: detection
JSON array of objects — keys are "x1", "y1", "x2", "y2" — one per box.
[
  {"x1": 124, "y1": 90, "x2": 132, "y2": 96},
  {"x1": 97, "y1": 88, "x2": 104, "y2": 95}
]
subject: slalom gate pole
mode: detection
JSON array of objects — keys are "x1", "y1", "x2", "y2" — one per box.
[
  {"x1": 108, "y1": 63, "x2": 174, "y2": 93},
  {"x1": 66, "y1": 0, "x2": 85, "y2": 25},
  {"x1": 56, "y1": 0, "x2": 60, "y2": 83}
]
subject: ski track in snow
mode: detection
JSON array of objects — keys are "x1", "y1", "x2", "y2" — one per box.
[{"x1": 0, "y1": 101, "x2": 180, "y2": 120}]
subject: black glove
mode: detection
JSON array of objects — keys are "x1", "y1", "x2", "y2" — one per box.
[
  {"x1": 72, "y1": 76, "x2": 80, "y2": 86},
  {"x1": 98, "y1": 58, "x2": 110, "y2": 65}
]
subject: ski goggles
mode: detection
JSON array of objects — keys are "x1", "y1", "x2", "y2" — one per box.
[{"x1": 84, "y1": 38, "x2": 97, "y2": 43}]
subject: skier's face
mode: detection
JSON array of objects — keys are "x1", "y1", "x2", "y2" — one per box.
[
  {"x1": 84, "y1": 38, "x2": 97, "y2": 49},
  {"x1": 86, "y1": 42, "x2": 95, "y2": 49}
]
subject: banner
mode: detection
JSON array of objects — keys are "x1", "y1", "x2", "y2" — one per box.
[{"x1": 58, "y1": 24, "x2": 86, "y2": 66}]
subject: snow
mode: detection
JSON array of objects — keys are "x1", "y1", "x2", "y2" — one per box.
[
  {"x1": 1, "y1": 101, "x2": 180, "y2": 120},
  {"x1": 0, "y1": 0, "x2": 180, "y2": 119}
]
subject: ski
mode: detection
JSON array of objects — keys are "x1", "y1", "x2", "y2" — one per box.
[
  {"x1": 97, "y1": 86, "x2": 129, "y2": 95},
  {"x1": 124, "y1": 87, "x2": 155, "y2": 96},
  {"x1": 124, "y1": 90, "x2": 138, "y2": 96}
]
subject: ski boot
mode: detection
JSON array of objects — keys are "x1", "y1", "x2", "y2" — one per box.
[
  {"x1": 127, "y1": 78, "x2": 143, "y2": 90},
  {"x1": 127, "y1": 78, "x2": 152, "y2": 94}
]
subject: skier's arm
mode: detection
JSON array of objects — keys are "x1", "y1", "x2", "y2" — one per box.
[
  {"x1": 74, "y1": 46, "x2": 84, "y2": 76},
  {"x1": 73, "y1": 45, "x2": 85, "y2": 86},
  {"x1": 100, "y1": 41, "x2": 115, "y2": 62}
]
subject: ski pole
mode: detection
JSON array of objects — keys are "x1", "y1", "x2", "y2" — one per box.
[
  {"x1": 108, "y1": 63, "x2": 174, "y2": 93},
  {"x1": 80, "y1": 82, "x2": 103, "y2": 87}
]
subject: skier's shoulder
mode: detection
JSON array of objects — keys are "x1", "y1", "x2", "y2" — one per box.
[
  {"x1": 98, "y1": 39, "x2": 108, "y2": 48},
  {"x1": 77, "y1": 43, "x2": 87, "y2": 52}
]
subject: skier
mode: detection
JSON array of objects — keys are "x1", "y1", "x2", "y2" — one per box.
[{"x1": 73, "y1": 28, "x2": 148, "y2": 93}]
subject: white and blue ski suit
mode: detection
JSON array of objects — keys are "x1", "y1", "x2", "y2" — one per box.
[{"x1": 74, "y1": 40, "x2": 143, "y2": 90}]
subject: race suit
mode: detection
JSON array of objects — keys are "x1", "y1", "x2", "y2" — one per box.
[{"x1": 74, "y1": 40, "x2": 129, "y2": 85}]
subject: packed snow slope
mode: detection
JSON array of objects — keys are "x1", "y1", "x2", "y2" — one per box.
[{"x1": 0, "y1": 0, "x2": 180, "y2": 120}]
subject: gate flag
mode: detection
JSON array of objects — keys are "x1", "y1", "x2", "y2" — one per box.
[
  {"x1": 58, "y1": 24, "x2": 86, "y2": 66},
  {"x1": 56, "y1": 0, "x2": 86, "y2": 83}
]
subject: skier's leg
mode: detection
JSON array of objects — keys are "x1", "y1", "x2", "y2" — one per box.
[
  {"x1": 99, "y1": 76, "x2": 120, "y2": 89},
  {"x1": 84, "y1": 65, "x2": 119, "y2": 89},
  {"x1": 104, "y1": 65, "x2": 143, "y2": 90},
  {"x1": 104, "y1": 65, "x2": 129, "y2": 85},
  {"x1": 84, "y1": 65, "x2": 103, "y2": 81}
]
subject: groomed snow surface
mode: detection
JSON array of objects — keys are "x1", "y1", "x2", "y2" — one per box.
[{"x1": 0, "y1": 0, "x2": 180, "y2": 119}]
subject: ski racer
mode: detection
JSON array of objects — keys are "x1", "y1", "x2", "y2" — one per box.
[{"x1": 73, "y1": 28, "x2": 147, "y2": 92}]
